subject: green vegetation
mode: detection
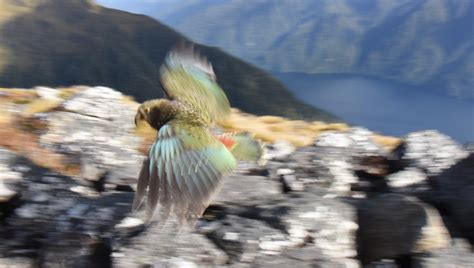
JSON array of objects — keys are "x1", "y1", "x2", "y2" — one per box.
[{"x1": 0, "y1": 0, "x2": 339, "y2": 122}]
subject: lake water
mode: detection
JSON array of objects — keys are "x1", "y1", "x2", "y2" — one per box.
[{"x1": 275, "y1": 73, "x2": 474, "y2": 143}]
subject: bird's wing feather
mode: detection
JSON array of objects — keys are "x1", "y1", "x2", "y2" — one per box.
[
  {"x1": 132, "y1": 121, "x2": 236, "y2": 224},
  {"x1": 159, "y1": 44, "x2": 230, "y2": 124}
]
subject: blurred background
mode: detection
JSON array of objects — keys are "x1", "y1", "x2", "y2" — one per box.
[
  {"x1": 0, "y1": 0, "x2": 473, "y2": 267},
  {"x1": 98, "y1": 0, "x2": 474, "y2": 143}
]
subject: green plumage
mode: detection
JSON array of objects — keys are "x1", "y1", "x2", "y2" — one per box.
[
  {"x1": 160, "y1": 46, "x2": 231, "y2": 124},
  {"x1": 133, "y1": 44, "x2": 253, "y2": 224}
]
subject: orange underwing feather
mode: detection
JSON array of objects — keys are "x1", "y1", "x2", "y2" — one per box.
[{"x1": 216, "y1": 134, "x2": 236, "y2": 149}]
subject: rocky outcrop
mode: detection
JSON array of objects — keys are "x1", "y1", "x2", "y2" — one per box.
[
  {"x1": 357, "y1": 194, "x2": 449, "y2": 265},
  {"x1": 1, "y1": 86, "x2": 472, "y2": 267},
  {"x1": 39, "y1": 87, "x2": 144, "y2": 186},
  {"x1": 432, "y1": 154, "x2": 474, "y2": 244},
  {"x1": 392, "y1": 130, "x2": 469, "y2": 176}
]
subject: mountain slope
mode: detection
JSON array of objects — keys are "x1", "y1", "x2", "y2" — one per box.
[
  {"x1": 98, "y1": 0, "x2": 474, "y2": 99},
  {"x1": 0, "y1": 0, "x2": 338, "y2": 121}
]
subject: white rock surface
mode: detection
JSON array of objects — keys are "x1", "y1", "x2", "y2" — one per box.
[
  {"x1": 387, "y1": 168, "x2": 427, "y2": 188},
  {"x1": 400, "y1": 130, "x2": 468, "y2": 175}
]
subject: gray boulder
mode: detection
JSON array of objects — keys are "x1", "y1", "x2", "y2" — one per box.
[
  {"x1": 200, "y1": 189, "x2": 360, "y2": 267},
  {"x1": 393, "y1": 130, "x2": 468, "y2": 176},
  {"x1": 315, "y1": 127, "x2": 387, "y2": 158},
  {"x1": 416, "y1": 238, "x2": 474, "y2": 268},
  {"x1": 433, "y1": 154, "x2": 474, "y2": 243},
  {"x1": 39, "y1": 86, "x2": 144, "y2": 186},
  {"x1": 357, "y1": 194, "x2": 450, "y2": 265}
]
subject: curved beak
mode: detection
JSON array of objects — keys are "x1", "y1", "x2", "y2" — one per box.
[{"x1": 135, "y1": 108, "x2": 146, "y2": 126}]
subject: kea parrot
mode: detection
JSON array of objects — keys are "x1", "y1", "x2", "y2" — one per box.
[{"x1": 133, "y1": 44, "x2": 265, "y2": 225}]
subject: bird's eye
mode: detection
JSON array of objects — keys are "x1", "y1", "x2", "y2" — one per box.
[{"x1": 145, "y1": 107, "x2": 150, "y2": 113}]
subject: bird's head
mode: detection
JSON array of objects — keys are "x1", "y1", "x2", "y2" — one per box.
[{"x1": 135, "y1": 99, "x2": 175, "y2": 130}]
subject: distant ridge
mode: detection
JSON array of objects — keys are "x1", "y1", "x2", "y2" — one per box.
[
  {"x1": 107, "y1": 0, "x2": 474, "y2": 99},
  {"x1": 0, "y1": 0, "x2": 339, "y2": 122}
]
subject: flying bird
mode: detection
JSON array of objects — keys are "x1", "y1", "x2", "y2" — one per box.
[{"x1": 133, "y1": 44, "x2": 264, "y2": 224}]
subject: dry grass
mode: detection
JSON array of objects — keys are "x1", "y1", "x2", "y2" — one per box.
[
  {"x1": 219, "y1": 108, "x2": 351, "y2": 147},
  {"x1": 218, "y1": 109, "x2": 399, "y2": 150},
  {"x1": 121, "y1": 95, "x2": 140, "y2": 109},
  {"x1": 0, "y1": 117, "x2": 79, "y2": 175},
  {"x1": 0, "y1": 85, "x2": 401, "y2": 176},
  {"x1": 21, "y1": 99, "x2": 63, "y2": 116},
  {"x1": 0, "y1": 86, "x2": 87, "y2": 174},
  {"x1": 134, "y1": 107, "x2": 342, "y2": 150},
  {"x1": 372, "y1": 134, "x2": 402, "y2": 151},
  {"x1": 0, "y1": 104, "x2": 12, "y2": 124},
  {"x1": 57, "y1": 87, "x2": 81, "y2": 99},
  {"x1": 0, "y1": 88, "x2": 37, "y2": 103},
  {"x1": 134, "y1": 120, "x2": 157, "y2": 154}
]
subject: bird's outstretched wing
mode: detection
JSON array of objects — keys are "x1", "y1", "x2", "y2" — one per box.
[
  {"x1": 159, "y1": 44, "x2": 230, "y2": 124},
  {"x1": 132, "y1": 120, "x2": 236, "y2": 224}
]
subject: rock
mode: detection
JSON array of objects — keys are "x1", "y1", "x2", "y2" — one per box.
[
  {"x1": 415, "y1": 238, "x2": 474, "y2": 267},
  {"x1": 213, "y1": 174, "x2": 281, "y2": 204},
  {"x1": 115, "y1": 217, "x2": 145, "y2": 229},
  {"x1": 280, "y1": 174, "x2": 305, "y2": 192},
  {"x1": 35, "y1": 86, "x2": 61, "y2": 101},
  {"x1": 202, "y1": 215, "x2": 289, "y2": 261},
  {"x1": 353, "y1": 155, "x2": 403, "y2": 177},
  {"x1": 0, "y1": 148, "x2": 18, "y2": 166},
  {"x1": 276, "y1": 168, "x2": 294, "y2": 176},
  {"x1": 263, "y1": 140, "x2": 295, "y2": 161},
  {"x1": 40, "y1": 104, "x2": 144, "y2": 185},
  {"x1": 113, "y1": 225, "x2": 228, "y2": 267},
  {"x1": 69, "y1": 185, "x2": 100, "y2": 197},
  {"x1": 357, "y1": 194, "x2": 450, "y2": 265},
  {"x1": 62, "y1": 86, "x2": 126, "y2": 120},
  {"x1": 0, "y1": 169, "x2": 22, "y2": 181},
  {"x1": 0, "y1": 180, "x2": 17, "y2": 202},
  {"x1": 280, "y1": 145, "x2": 359, "y2": 195},
  {"x1": 207, "y1": 192, "x2": 357, "y2": 264},
  {"x1": 0, "y1": 257, "x2": 35, "y2": 268},
  {"x1": 0, "y1": 149, "x2": 23, "y2": 220},
  {"x1": 432, "y1": 154, "x2": 474, "y2": 243},
  {"x1": 39, "y1": 234, "x2": 113, "y2": 268},
  {"x1": 465, "y1": 142, "x2": 474, "y2": 153},
  {"x1": 0, "y1": 154, "x2": 134, "y2": 266},
  {"x1": 273, "y1": 128, "x2": 388, "y2": 197},
  {"x1": 244, "y1": 166, "x2": 270, "y2": 176},
  {"x1": 41, "y1": 88, "x2": 143, "y2": 177},
  {"x1": 2, "y1": 86, "x2": 473, "y2": 267},
  {"x1": 315, "y1": 127, "x2": 387, "y2": 157},
  {"x1": 326, "y1": 159, "x2": 359, "y2": 194},
  {"x1": 393, "y1": 130, "x2": 468, "y2": 176},
  {"x1": 149, "y1": 258, "x2": 198, "y2": 268},
  {"x1": 316, "y1": 132, "x2": 353, "y2": 148},
  {"x1": 387, "y1": 168, "x2": 427, "y2": 188}
]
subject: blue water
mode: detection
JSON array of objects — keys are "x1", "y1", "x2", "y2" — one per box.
[{"x1": 275, "y1": 73, "x2": 474, "y2": 143}]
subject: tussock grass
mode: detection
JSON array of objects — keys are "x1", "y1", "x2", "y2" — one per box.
[
  {"x1": 0, "y1": 88, "x2": 37, "y2": 103},
  {"x1": 372, "y1": 134, "x2": 402, "y2": 151},
  {"x1": 57, "y1": 87, "x2": 81, "y2": 99},
  {"x1": 22, "y1": 99, "x2": 63, "y2": 116},
  {"x1": 0, "y1": 117, "x2": 77, "y2": 175},
  {"x1": 219, "y1": 108, "x2": 348, "y2": 147},
  {"x1": 121, "y1": 95, "x2": 140, "y2": 109},
  {"x1": 219, "y1": 109, "x2": 400, "y2": 150}
]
